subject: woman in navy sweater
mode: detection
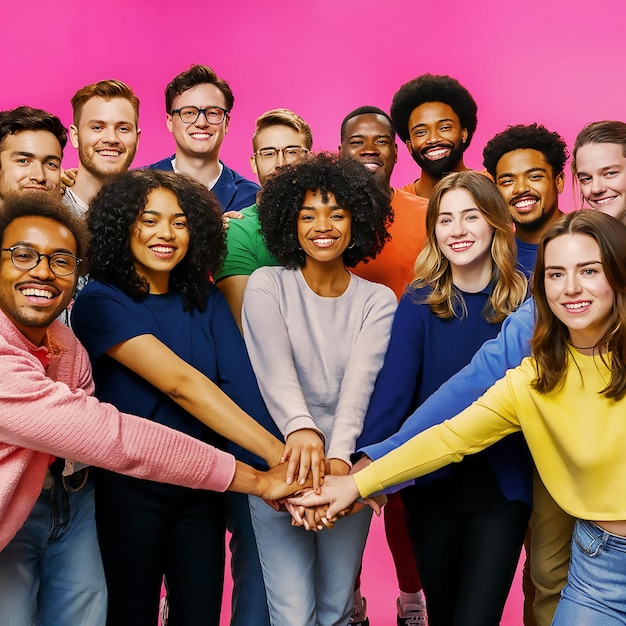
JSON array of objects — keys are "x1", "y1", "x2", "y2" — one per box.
[{"x1": 360, "y1": 171, "x2": 531, "y2": 626}]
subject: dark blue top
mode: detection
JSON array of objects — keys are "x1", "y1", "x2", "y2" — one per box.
[
  {"x1": 357, "y1": 284, "x2": 533, "y2": 506},
  {"x1": 147, "y1": 157, "x2": 260, "y2": 213},
  {"x1": 71, "y1": 280, "x2": 280, "y2": 468},
  {"x1": 516, "y1": 237, "x2": 539, "y2": 279}
]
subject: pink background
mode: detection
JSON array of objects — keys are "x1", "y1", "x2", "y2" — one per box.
[
  {"x1": 3, "y1": 0, "x2": 626, "y2": 209},
  {"x1": 4, "y1": 2, "x2": 624, "y2": 622}
]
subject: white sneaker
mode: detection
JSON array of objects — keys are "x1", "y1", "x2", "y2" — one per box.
[{"x1": 397, "y1": 597, "x2": 428, "y2": 625}]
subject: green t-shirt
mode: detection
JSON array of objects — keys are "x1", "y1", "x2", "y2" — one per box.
[{"x1": 214, "y1": 204, "x2": 280, "y2": 281}]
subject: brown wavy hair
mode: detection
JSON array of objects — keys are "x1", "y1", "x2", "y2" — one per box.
[
  {"x1": 531, "y1": 210, "x2": 626, "y2": 399},
  {"x1": 411, "y1": 171, "x2": 527, "y2": 323}
]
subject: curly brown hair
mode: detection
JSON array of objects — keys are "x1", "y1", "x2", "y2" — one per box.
[{"x1": 87, "y1": 169, "x2": 225, "y2": 310}]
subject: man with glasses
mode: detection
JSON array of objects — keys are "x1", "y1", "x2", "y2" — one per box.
[
  {"x1": 149, "y1": 64, "x2": 259, "y2": 213},
  {"x1": 216, "y1": 108, "x2": 312, "y2": 329}
]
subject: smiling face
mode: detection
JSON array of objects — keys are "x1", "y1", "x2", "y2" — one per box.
[
  {"x1": 166, "y1": 83, "x2": 229, "y2": 161},
  {"x1": 435, "y1": 187, "x2": 494, "y2": 276},
  {"x1": 495, "y1": 148, "x2": 564, "y2": 235},
  {"x1": 297, "y1": 190, "x2": 352, "y2": 268},
  {"x1": 543, "y1": 233, "x2": 614, "y2": 350},
  {"x1": 340, "y1": 113, "x2": 397, "y2": 184},
  {"x1": 575, "y1": 142, "x2": 626, "y2": 224},
  {"x1": 0, "y1": 216, "x2": 78, "y2": 345},
  {"x1": 251, "y1": 124, "x2": 309, "y2": 186},
  {"x1": 0, "y1": 130, "x2": 62, "y2": 196},
  {"x1": 129, "y1": 187, "x2": 190, "y2": 294},
  {"x1": 406, "y1": 102, "x2": 468, "y2": 178},
  {"x1": 70, "y1": 97, "x2": 139, "y2": 180}
]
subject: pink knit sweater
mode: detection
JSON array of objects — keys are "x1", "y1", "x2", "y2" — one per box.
[{"x1": 0, "y1": 310, "x2": 236, "y2": 550}]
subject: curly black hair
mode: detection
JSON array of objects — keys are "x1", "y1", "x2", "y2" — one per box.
[
  {"x1": 257, "y1": 152, "x2": 392, "y2": 269},
  {"x1": 483, "y1": 123, "x2": 569, "y2": 179},
  {"x1": 390, "y1": 74, "x2": 478, "y2": 144},
  {"x1": 87, "y1": 169, "x2": 225, "y2": 311},
  {"x1": 0, "y1": 193, "x2": 89, "y2": 273}
]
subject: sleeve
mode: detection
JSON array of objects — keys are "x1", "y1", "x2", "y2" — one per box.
[
  {"x1": 71, "y1": 284, "x2": 152, "y2": 360},
  {"x1": 0, "y1": 342, "x2": 236, "y2": 492},
  {"x1": 215, "y1": 211, "x2": 263, "y2": 281},
  {"x1": 359, "y1": 297, "x2": 535, "y2": 460},
  {"x1": 326, "y1": 286, "x2": 397, "y2": 463},
  {"x1": 242, "y1": 269, "x2": 323, "y2": 440},
  {"x1": 355, "y1": 293, "x2": 426, "y2": 450},
  {"x1": 208, "y1": 288, "x2": 284, "y2": 466},
  {"x1": 353, "y1": 368, "x2": 526, "y2": 496}
]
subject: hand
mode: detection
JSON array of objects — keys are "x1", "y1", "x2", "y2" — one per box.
[
  {"x1": 222, "y1": 210, "x2": 244, "y2": 230},
  {"x1": 283, "y1": 429, "x2": 325, "y2": 492},
  {"x1": 257, "y1": 462, "x2": 312, "y2": 501},
  {"x1": 328, "y1": 458, "x2": 350, "y2": 476},
  {"x1": 288, "y1": 474, "x2": 360, "y2": 520},
  {"x1": 350, "y1": 454, "x2": 372, "y2": 474},
  {"x1": 60, "y1": 168, "x2": 77, "y2": 194}
]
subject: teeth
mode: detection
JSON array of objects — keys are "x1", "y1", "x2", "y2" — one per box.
[
  {"x1": 21, "y1": 288, "x2": 54, "y2": 299},
  {"x1": 426, "y1": 148, "x2": 448, "y2": 158},
  {"x1": 514, "y1": 198, "x2": 536, "y2": 208},
  {"x1": 594, "y1": 196, "x2": 616, "y2": 204},
  {"x1": 151, "y1": 246, "x2": 174, "y2": 253},
  {"x1": 313, "y1": 238, "x2": 335, "y2": 245},
  {"x1": 191, "y1": 133, "x2": 211, "y2": 139},
  {"x1": 363, "y1": 163, "x2": 380, "y2": 170},
  {"x1": 98, "y1": 150, "x2": 121, "y2": 157},
  {"x1": 564, "y1": 302, "x2": 590, "y2": 310},
  {"x1": 450, "y1": 242, "x2": 472, "y2": 251}
]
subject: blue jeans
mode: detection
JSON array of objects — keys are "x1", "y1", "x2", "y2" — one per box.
[
  {"x1": 226, "y1": 491, "x2": 270, "y2": 626},
  {"x1": 552, "y1": 520, "x2": 626, "y2": 625},
  {"x1": 0, "y1": 472, "x2": 106, "y2": 626},
  {"x1": 249, "y1": 495, "x2": 371, "y2": 626}
]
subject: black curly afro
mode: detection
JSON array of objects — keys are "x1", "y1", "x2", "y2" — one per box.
[
  {"x1": 390, "y1": 74, "x2": 478, "y2": 144},
  {"x1": 257, "y1": 151, "x2": 392, "y2": 269},
  {"x1": 483, "y1": 123, "x2": 569, "y2": 179},
  {"x1": 86, "y1": 169, "x2": 225, "y2": 311}
]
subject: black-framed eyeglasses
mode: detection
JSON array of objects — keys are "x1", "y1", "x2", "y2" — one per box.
[
  {"x1": 1, "y1": 245, "x2": 81, "y2": 277},
  {"x1": 255, "y1": 146, "x2": 309, "y2": 162},
  {"x1": 171, "y1": 106, "x2": 229, "y2": 125}
]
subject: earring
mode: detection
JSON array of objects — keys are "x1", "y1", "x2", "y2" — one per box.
[{"x1": 348, "y1": 239, "x2": 356, "y2": 249}]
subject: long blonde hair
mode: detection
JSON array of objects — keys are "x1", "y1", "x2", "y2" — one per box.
[{"x1": 412, "y1": 171, "x2": 527, "y2": 323}]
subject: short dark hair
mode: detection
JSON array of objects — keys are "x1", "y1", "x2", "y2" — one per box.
[
  {"x1": 572, "y1": 120, "x2": 626, "y2": 176},
  {"x1": 257, "y1": 151, "x2": 392, "y2": 269},
  {"x1": 87, "y1": 169, "x2": 225, "y2": 311},
  {"x1": 483, "y1": 123, "x2": 569, "y2": 178},
  {"x1": 340, "y1": 106, "x2": 395, "y2": 142},
  {"x1": 71, "y1": 79, "x2": 140, "y2": 125},
  {"x1": 390, "y1": 74, "x2": 478, "y2": 144},
  {"x1": 0, "y1": 193, "x2": 89, "y2": 272},
  {"x1": 165, "y1": 65, "x2": 234, "y2": 114},
  {"x1": 0, "y1": 106, "x2": 67, "y2": 151}
]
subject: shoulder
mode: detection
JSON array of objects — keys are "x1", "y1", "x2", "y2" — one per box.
[
  {"x1": 392, "y1": 188, "x2": 429, "y2": 213},
  {"x1": 146, "y1": 156, "x2": 175, "y2": 171},
  {"x1": 351, "y1": 275, "x2": 397, "y2": 307},
  {"x1": 219, "y1": 163, "x2": 260, "y2": 191}
]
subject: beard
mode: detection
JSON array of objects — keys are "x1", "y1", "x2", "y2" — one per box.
[
  {"x1": 78, "y1": 144, "x2": 136, "y2": 181},
  {"x1": 411, "y1": 140, "x2": 467, "y2": 179}
]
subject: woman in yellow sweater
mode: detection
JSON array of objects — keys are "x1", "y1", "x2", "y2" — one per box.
[{"x1": 293, "y1": 209, "x2": 626, "y2": 625}]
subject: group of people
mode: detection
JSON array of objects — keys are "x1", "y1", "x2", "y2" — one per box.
[{"x1": 0, "y1": 63, "x2": 625, "y2": 626}]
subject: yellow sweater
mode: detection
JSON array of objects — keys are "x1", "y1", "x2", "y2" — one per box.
[{"x1": 355, "y1": 349, "x2": 624, "y2": 521}]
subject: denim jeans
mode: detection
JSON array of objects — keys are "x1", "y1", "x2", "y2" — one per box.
[
  {"x1": 0, "y1": 473, "x2": 107, "y2": 626},
  {"x1": 249, "y1": 495, "x2": 372, "y2": 626},
  {"x1": 552, "y1": 519, "x2": 626, "y2": 625},
  {"x1": 226, "y1": 491, "x2": 270, "y2": 626}
]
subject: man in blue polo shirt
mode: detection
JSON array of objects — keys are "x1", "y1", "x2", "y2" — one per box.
[{"x1": 149, "y1": 64, "x2": 258, "y2": 213}]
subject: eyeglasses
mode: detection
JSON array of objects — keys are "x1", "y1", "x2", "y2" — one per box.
[
  {"x1": 171, "y1": 106, "x2": 229, "y2": 125},
  {"x1": 255, "y1": 146, "x2": 309, "y2": 162},
  {"x1": 1, "y1": 245, "x2": 81, "y2": 277}
]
